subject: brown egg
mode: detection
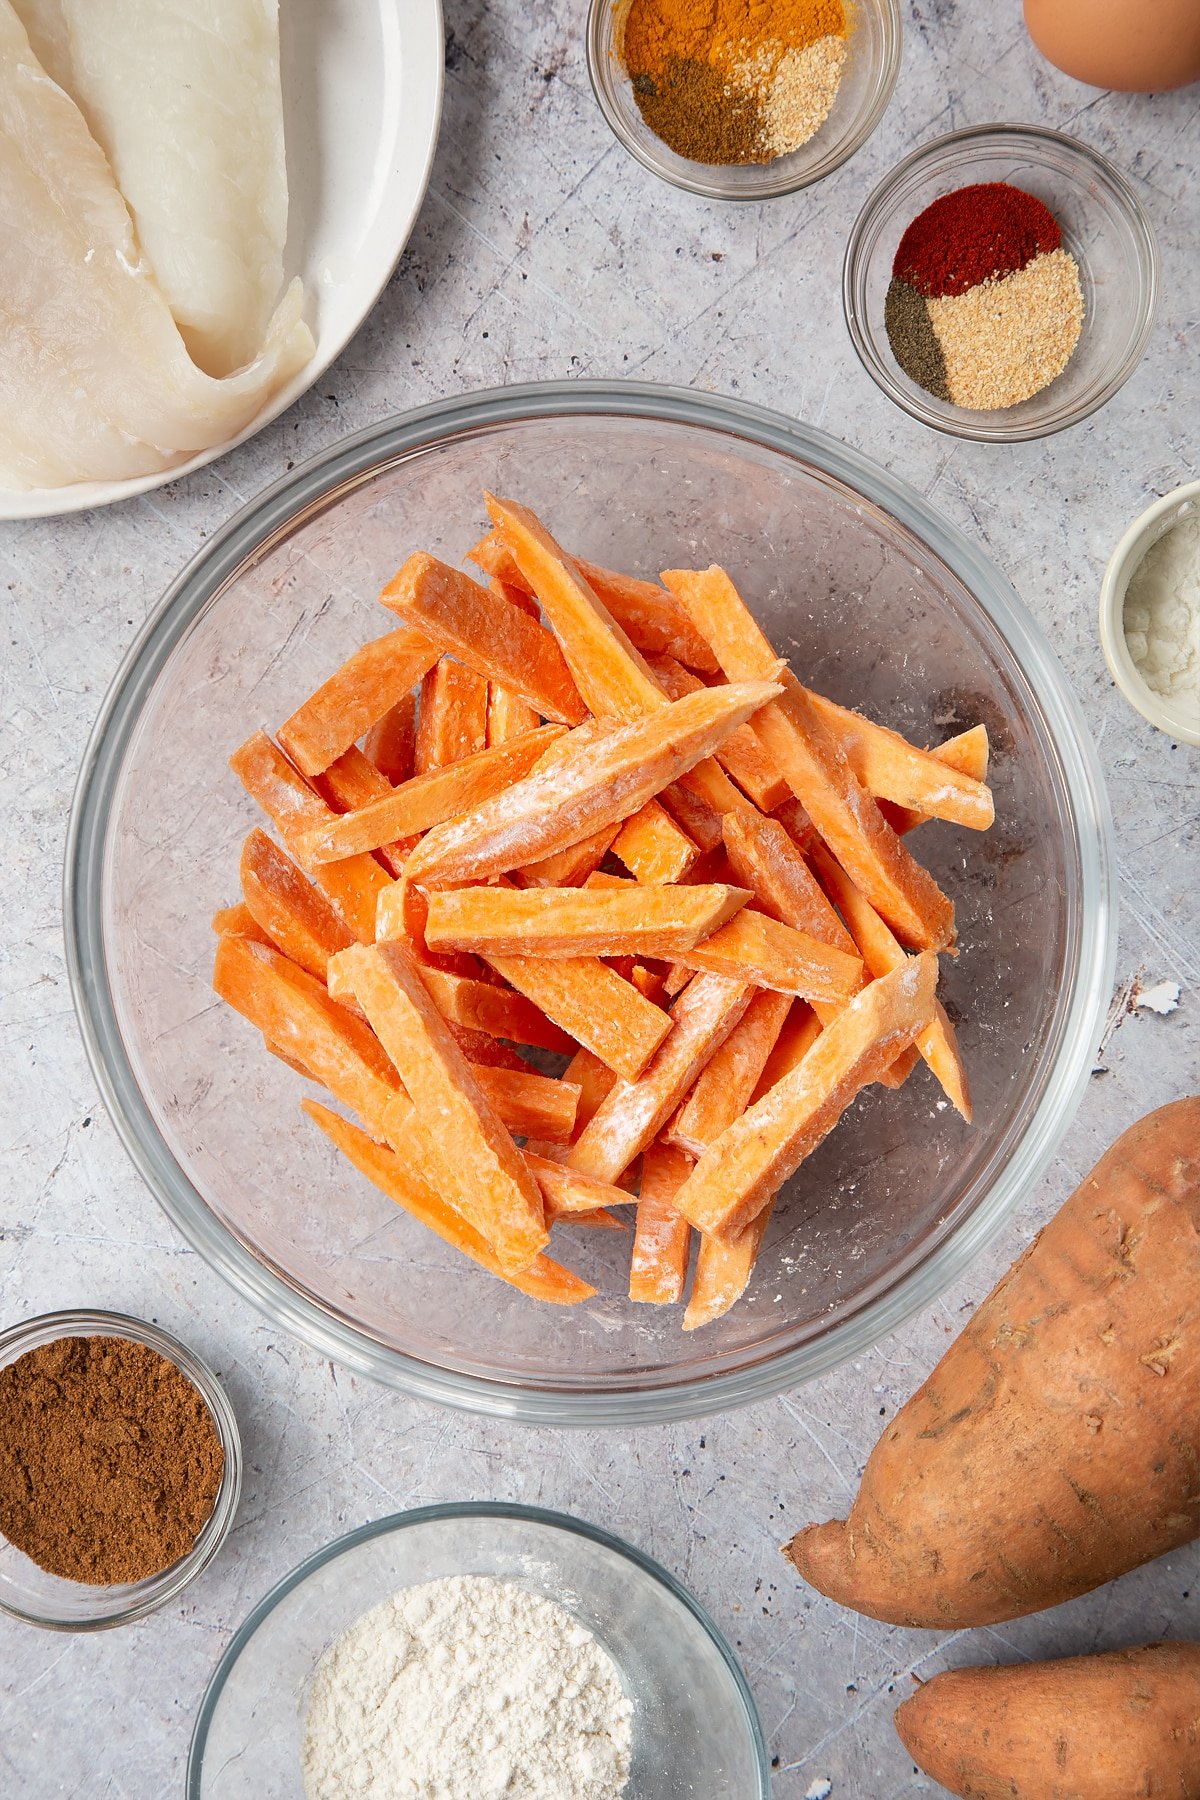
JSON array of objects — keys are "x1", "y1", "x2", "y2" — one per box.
[{"x1": 1024, "y1": 0, "x2": 1200, "y2": 90}]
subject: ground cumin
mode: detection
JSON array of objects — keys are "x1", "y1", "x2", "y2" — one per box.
[
  {"x1": 621, "y1": 0, "x2": 848, "y2": 165},
  {"x1": 0, "y1": 1335, "x2": 224, "y2": 1585}
]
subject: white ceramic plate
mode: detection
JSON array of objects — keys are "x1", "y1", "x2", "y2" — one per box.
[{"x1": 0, "y1": 0, "x2": 444, "y2": 521}]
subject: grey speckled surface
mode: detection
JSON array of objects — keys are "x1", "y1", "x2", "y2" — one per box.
[{"x1": 1, "y1": 2, "x2": 1197, "y2": 1795}]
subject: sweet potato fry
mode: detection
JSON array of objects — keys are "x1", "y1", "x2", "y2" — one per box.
[
  {"x1": 667, "y1": 988, "x2": 793, "y2": 1156},
  {"x1": 629, "y1": 963, "x2": 668, "y2": 1003},
  {"x1": 565, "y1": 1047, "x2": 617, "y2": 1136},
  {"x1": 240, "y1": 828, "x2": 353, "y2": 981},
  {"x1": 810, "y1": 842, "x2": 971, "y2": 1119},
  {"x1": 214, "y1": 933, "x2": 400, "y2": 1139},
  {"x1": 487, "y1": 681, "x2": 541, "y2": 746},
  {"x1": 611, "y1": 799, "x2": 699, "y2": 884},
  {"x1": 486, "y1": 493, "x2": 667, "y2": 719},
  {"x1": 304, "y1": 1100, "x2": 592, "y2": 1304},
  {"x1": 424, "y1": 883, "x2": 749, "y2": 960},
  {"x1": 485, "y1": 953, "x2": 672, "y2": 1082},
  {"x1": 229, "y1": 732, "x2": 392, "y2": 943},
  {"x1": 277, "y1": 626, "x2": 438, "y2": 777},
  {"x1": 403, "y1": 680, "x2": 781, "y2": 888},
  {"x1": 370, "y1": 872, "x2": 480, "y2": 979},
  {"x1": 517, "y1": 824, "x2": 620, "y2": 889},
  {"x1": 658, "y1": 778, "x2": 728, "y2": 853},
  {"x1": 295, "y1": 725, "x2": 563, "y2": 864},
  {"x1": 381, "y1": 552, "x2": 585, "y2": 725},
  {"x1": 524, "y1": 1151, "x2": 632, "y2": 1222},
  {"x1": 749, "y1": 1002, "x2": 822, "y2": 1102},
  {"x1": 568, "y1": 972, "x2": 753, "y2": 1184},
  {"x1": 804, "y1": 689, "x2": 994, "y2": 831},
  {"x1": 414, "y1": 655, "x2": 489, "y2": 774},
  {"x1": 362, "y1": 691, "x2": 416, "y2": 785},
  {"x1": 722, "y1": 810, "x2": 857, "y2": 956},
  {"x1": 329, "y1": 940, "x2": 548, "y2": 1273},
  {"x1": 673, "y1": 953, "x2": 939, "y2": 1241},
  {"x1": 446, "y1": 1022, "x2": 527, "y2": 1070},
  {"x1": 475, "y1": 1066, "x2": 580, "y2": 1143},
  {"x1": 312, "y1": 745, "x2": 417, "y2": 878},
  {"x1": 683, "y1": 1202, "x2": 774, "y2": 1331},
  {"x1": 212, "y1": 901, "x2": 273, "y2": 946},
  {"x1": 882, "y1": 724, "x2": 990, "y2": 835},
  {"x1": 404, "y1": 965, "x2": 576, "y2": 1055},
  {"x1": 669, "y1": 908, "x2": 863, "y2": 1005},
  {"x1": 662, "y1": 568, "x2": 956, "y2": 950},
  {"x1": 650, "y1": 655, "x2": 789, "y2": 810},
  {"x1": 630, "y1": 1142, "x2": 693, "y2": 1304}
]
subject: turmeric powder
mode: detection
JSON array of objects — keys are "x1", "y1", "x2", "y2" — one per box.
[{"x1": 621, "y1": 0, "x2": 849, "y2": 165}]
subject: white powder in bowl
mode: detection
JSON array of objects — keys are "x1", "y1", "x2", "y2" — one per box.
[
  {"x1": 302, "y1": 1575, "x2": 633, "y2": 1800},
  {"x1": 1122, "y1": 509, "x2": 1200, "y2": 707}
]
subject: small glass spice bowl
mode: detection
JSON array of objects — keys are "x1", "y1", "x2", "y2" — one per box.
[
  {"x1": 0, "y1": 1309, "x2": 241, "y2": 1631},
  {"x1": 586, "y1": 0, "x2": 901, "y2": 200},
  {"x1": 843, "y1": 123, "x2": 1159, "y2": 441},
  {"x1": 1098, "y1": 480, "x2": 1200, "y2": 748}
]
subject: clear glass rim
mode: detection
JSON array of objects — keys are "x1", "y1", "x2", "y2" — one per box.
[
  {"x1": 185, "y1": 1499, "x2": 771, "y2": 1800},
  {"x1": 0, "y1": 1308, "x2": 242, "y2": 1630},
  {"x1": 585, "y1": 0, "x2": 902, "y2": 200},
  {"x1": 62, "y1": 379, "x2": 1116, "y2": 1426},
  {"x1": 842, "y1": 121, "x2": 1160, "y2": 442}
]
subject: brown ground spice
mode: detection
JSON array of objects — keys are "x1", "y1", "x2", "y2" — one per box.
[
  {"x1": 0, "y1": 1335, "x2": 224, "y2": 1585},
  {"x1": 632, "y1": 56, "x2": 765, "y2": 163}
]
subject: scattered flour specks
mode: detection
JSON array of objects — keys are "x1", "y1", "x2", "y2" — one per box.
[
  {"x1": 302, "y1": 1576, "x2": 633, "y2": 1800},
  {"x1": 1133, "y1": 978, "x2": 1182, "y2": 1016}
]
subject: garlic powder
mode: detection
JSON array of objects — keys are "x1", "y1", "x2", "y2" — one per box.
[{"x1": 1123, "y1": 508, "x2": 1200, "y2": 712}]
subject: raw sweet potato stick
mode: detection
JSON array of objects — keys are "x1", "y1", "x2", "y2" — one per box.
[
  {"x1": 423, "y1": 883, "x2": 750, "y2": 960},
  {"x1": 668, "y1": 909, "x2": 863, "y2": 1005},
  {"x1": 661, "y1": 567, "x2": 956, "y2": 951},
  {"x1": 482, "y1": 954, "x2": 672, "y2": 1082},
  {"x1": 329, "y1": 940, "x2": 549, "y2": 1273},
  {"x1": 611, "y1": 800, "x2": 699, "y2": 884},
  {"x1": 239, "y1": 828, "x2": 353, "y2": 981},
  {"x1": 568, "y1": 972, "x2": 753, "y2": 1185},
  {"x1": 673, "y1": 953, "x2": 939, "y2": 1242},
  {"x1": 403, "y1": 680, "x2": 781, "y2": 889},
  {"x1": 363, "y1": 691, "x2": 416, "y2": 784},
  {"x1": 295, "y1": 725, "x2": 564, "y2": 863},
  {"x1": 650, "y1": 655, "x2": 790, "y2": 811},
  {"x1": 803, "y1": 689, "x2": 994, "y2": 830},
  {"x1": 683, "y1": 1200, "x2": 775, "y2": 1331},
  {"x1": 381, "y1": 552, "x2": 585, "y2": 725},
  {"x1": 312, "y1": 744, "x2": 419, "y2": 878},
  {"x1": 630, "y1": 1142, "x2": 693, "y2": 1305},
  {"x1": 304, "y1": 1100, "x2": 593, "y2": 1305},
  {"x1": 277, "y1": 626, "x2": 438, "y2": 777},
  {"x1": 883, "y1": 724, "x2": 990, "y2": 835},
  {"x1": 667, "y1": 988, "x2": 793, "y2": 1157},
  {"x1": 230, "y1": 731, "x2": 392, "y2": 943},
  {"x1": 413, "y1": 656, "x2": 490, "y2": 774}
]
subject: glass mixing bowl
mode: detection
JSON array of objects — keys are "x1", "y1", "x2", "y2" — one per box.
[
  {"x1": 64, "y1": 382, "x2": 1115, "y2": 1423},
  {"x1": 187, "y1": 1503, "x2": 769, "y2": 1799},
  {"x1": 843, "y1": 124, "x2": 1159, "y2": 441},
  {"x1": 586, "y1": 0, "x2": 901, "y2": 200}
]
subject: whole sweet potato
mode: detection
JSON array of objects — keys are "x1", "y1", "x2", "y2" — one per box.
[
  {"x1": 785, "y1": 1097, "x2": 1200, "y2": 1626},
  {"x1": 894, "y1": 1641, "x2": 1200, "y2": 1799}
]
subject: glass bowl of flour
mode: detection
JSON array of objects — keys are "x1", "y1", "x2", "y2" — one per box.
[{"x1": 187, "y1": 1503, "x2": 768, "y2": 1799}]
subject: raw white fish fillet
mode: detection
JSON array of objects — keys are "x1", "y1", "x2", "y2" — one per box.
[
  {"x1": 0, "y1": 1, "x2": 313, "y2": 490},
  {"x1": 15, "y1": 0, "x2": 292, "y2": 377}
]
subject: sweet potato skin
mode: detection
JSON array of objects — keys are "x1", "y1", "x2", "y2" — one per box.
[
  {"x1": 786, "y1": 1098, "x2": 1200, "y2": 1626},
  {"x1": 894, "y1": 1642, "x2": 1200, "y2": 1799}
]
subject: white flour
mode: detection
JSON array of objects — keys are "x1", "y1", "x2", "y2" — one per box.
[
  {"x1": 301, "y1": 1575, "x2": 633, "y2": 1800},
  {"x1": 1123, "y1": 509, "x2": 1200, "y2": 705}
]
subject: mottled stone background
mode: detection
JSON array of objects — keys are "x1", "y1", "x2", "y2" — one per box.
[{"x1": 1, "y1": 2, "x2": 1196, "y2": 1794}]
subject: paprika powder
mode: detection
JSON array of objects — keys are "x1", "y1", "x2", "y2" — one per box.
[{"x1": 621, "y1": 0, "x2": 849, "y2": 165}]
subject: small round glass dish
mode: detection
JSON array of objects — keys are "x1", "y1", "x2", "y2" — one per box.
[
  {"x1": 0, "y1": 1309, "x2": 241, "y2": 1631},
  {"x1": 843, "y1": 123, "x2": 1159, "y2": 441},
  {"x1": 586, "y1": 0, "x2": 901, "y2": 199},
  {"x1": 187, "y1": 1502, "x2": 769, "y2": 1799},
  {"x1": 1098, "y1": 480, "x2": 1200, "y2": 748},
  {"x1": 65, "y1": 382, "x2": 1115, "y2": 1424}
]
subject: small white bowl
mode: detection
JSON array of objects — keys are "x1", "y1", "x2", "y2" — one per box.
[{"x1": 1099, "y1": 481, "x2": 1200, "y2": 748}]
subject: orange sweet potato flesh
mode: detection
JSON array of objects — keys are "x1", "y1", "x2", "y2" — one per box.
[
  {"x1": 330, "y1": 940, "x2": 548, "y2": 1273},
  {"x1": 240, "y1": 828, "x2": 353, "y2": 980},
  {"x1": 894, "y1": 1642, "x2": 1200, "y2": 1800},
  {"x1": 673, "y1": 954, "x2": 938, "y2": 1241},
  {"x1": 804, "y1": 688, "x2": 995, "y2": 831},
  {"x1": 785, "y1": 1098, "x2": 1200, "y2": 1627},
  {"x1": 304, "y1": 1099, "x2": 593, "y2": 1305},
  {"x1": 381, "y1": 552, "x2": 585, "y2": 725},
  {"x1": 670, "y1": 908, "x2": 863, "y2": 1005},
  {"x1": 630, "y1": 1141, "x2": 693, "y2": 1304},
  {"x1": 403, "y1": 680, "x2": 781, "y2": 889},
  {"x1": 667, "y1": 987, "x2": 792, "y2": 1157},
  {"x1": 474, "y1": 1066, "x2": 579, "y2": 1143},
  {"x1": 312, "y1": 745, "x2": 418, "y2": 878},
  {"x1": 611, "y1": 799, "x2": 699, "y2": 885},
  {"x1": 568, "y1": 972, "x2": 753, "y2": 1185},
  {"x1": 485, "y1": 952, "x2": 671, "y2": 1082},
  {"x1": 230, "y1": 732, "x2": 392, "y2": 943},
  {"x1": 722, "y1": 811, "x2": 857, "y2": 956},
  {"x1": 424, "y1": 883, "x2": 749, "y2": 960},
  {"x1": 295, "y1": 724, "x2": 563, "y2": 863},
  {"x1": 277, "y1": 626, "x2": 438, "y2": 777},
  {"x1": 414, "y1": 655, "x2": 489, "y2": 774},
  {"x1": 363, "y1": 691, "x2": 416, "y2": 785},
  {"x1": 414, "y1": 966, "x2": 575, "y2": 1056},
  {"x1": 487, "y1": 679, "x2": 541, "y2": 746},
  {"x1": 884, "y1": 724, "x2": 990, "y2": 835},
  {"x1": 212, "y1": 901, "x2": 273, "y2": 947},
  {"x1": 517, "y1": 824, "x2": 620, "y2": 889},
  {"x1": 750, "y1": 1001, "x2": 821, "y2": 1103},
  {"x1": 683, "y1": 1199, "x2": 775, "y2": 1331},
  {"x1": 650, "y1": 655, "x2": 789, "y2": 810}
]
